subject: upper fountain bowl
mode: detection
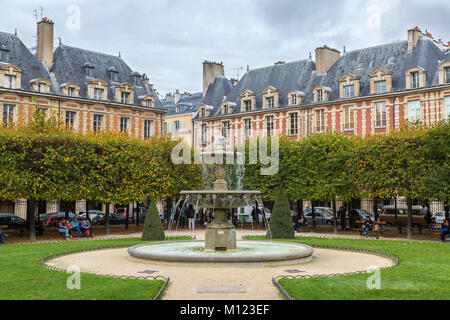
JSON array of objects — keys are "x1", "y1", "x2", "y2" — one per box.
[{"x1": 180, "y1": 190, "x2": 261, "y2": 209}]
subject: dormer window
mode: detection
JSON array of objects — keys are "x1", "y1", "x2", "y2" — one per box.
[
  {"x1": 339, "y1": 73, "x2": 360, "y2": 99},
  {"x1": 375, "y1": 80, "x2": 387, "y2": 94},
  {"x1": 317, "y1": 89, "x2": 323, "y2": 102},
  {"x1": 121, "y1": 92, "x2": 130, "y2": 104},
  {"x1": 289, "y1": 91, "x2": 305, "y2": 106},
  {"x1": 411, "y1": 72, "x2": 419, "y2": 89},
  {"x1": 94, "y1": 88, "x2": 103, "y2": 101},
  {"x1": 344, "y1": 85, "x2": 354, "y2": 98},
  {"x1": 405, "y1": 67, "x2": 426, "y2": 90},
  {"x1": 68, "y1": 87, "x2": 75, "y2": 97},
  {"x1": 291, "y1": 94, "x2": 297, "y2": 105},
  {"x1": 244, "y1": 100, "x2": 251, "y2": 112},
  {"x1": 84, "y1": 65, "x2": 94, "y2": 77},
  {"x1": 130, "y1": 72, "x2": 141, "y2": 86},
  {"x1": 262, "y1": 86, "x2": 279, "y2": 109},
  {"x1": 446, "y1": 67, "x2": 450, "y2": 84},
  {"x1": 266, "y1": 97, "x2": 274, "y2": 108},
  {"x1": 176, "y1": 106, "x2": 181, "y2": 113},
  {"x1": 7, "y1": 75, "x2": 16, "y2": 89},
  {"x1": 370, "y1": 68, "x2": 392, "y2": 94},
  {"x1": 110, "y1": 71, "x2": 118, "y2": 82},
  {"x1": 200, "y1": 107, "x2": 206, "y2": 118},
  {"x1": 31, "y1": 78, "x2": 51, "y2": 93},
  {"x1": 240, "y1": 90, "x2": 256, "y2": 112},
  {"x1": 1, "y1": 50, "x2": 10, "y2": 63}
]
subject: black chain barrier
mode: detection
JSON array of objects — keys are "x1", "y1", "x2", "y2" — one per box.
[
  {"x1": 40, "y1": 245, "x2": 170, "y2": 300},
  {"x1": 272, "y1": 245, "x2": 400, "y2": 300}
]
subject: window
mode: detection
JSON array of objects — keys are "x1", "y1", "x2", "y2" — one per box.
[
  {"x1": 266, "y1": 116, "x2": 274, "y2": 136},
  {"x1": 315, "y1": 110, "x2": 325, "y2": 133},
  {"x1": 176, "y1": 106, "x2": 181, "y2": 113},
  {"x1": 375, "y1": 81, "x2": 387, "y2": 94},
  {"x1": 121, "y1": 92, "x2": 130, "y2": 104},
  {"x1": 266, "y1": 96, "x2": 274, "y2": 108},
  {"x1": 174, "y1": 121, "x2": 181, "y2": 133},
  {"x1": 343, "y1": 106, "x2": 354, "y2": 131},
  {"x1": 223, "y1": 105, "x2": 228, "y2": 114},
  {"x1": 291, "y1": 94, "x2": 297, "y2": 105},
  {"x1": 144, "y1": 120, "x2": 153, "y2": 139},
  {"x1": 445, "y1": 97, "x2": 450, "y2": 122},
  {"x1": 408, "y1": 100, "x2": 421, "y2": 122},
  {"x1": 222, "y1": 121, "x2": 230, "y2": 138},
  {"x1": 109, "y1": 72, "x2": 118, "y2": 82},
  {"x1": 2, "y1": 104, "x2": 14, "y2": 127},
  {"x1": 37, "y1": 83, "x2": 43, "y2": 93},
  {"x1": 344, "y1": 85, "x2": 355, "y2": 98},
  {"x1": 145, "y1": 99, "x2": 152, "y2": 108},
  {"x1": 65, "y1": 111, "x2": 76, "y2": 129},
  {"x1": 94, "y1": 88, "x2": 103, "y2": 101},
  {"x1": 201, "y1": 124, "x2": 207, "y2": 143},
  {"x1": 244, "y1": 100, "x2": 251, "y2": 112},
  {"x1": 411, "y1": 72, "x2": 419, "y2": 89},
  {"x1": 244, "y1": 119, "x2": 252, "y2": 138},
  {"x1": 200, "y1": 108, "x2": 205, "y2": 118},
  {"x1": 290, "y1": 113, "x2": 298, "y2": 135},
  {"x1": 6, "y1": 75, "x2": 16, "y2": 89},
  {"x1": 37, "y1": 107, "x2": 47, "y2": 116},
  {"x1": 317, "y1": 89, "x2": 323, "y2": 102},
  {"x1": 93, "y1": 115, "x2": 103, "y2": 133},
  {"x1": 68, "y1": 87, "x2": 75, "y2": 97},
  {"x1": 85, "y1": 67, "x2": 94, "y2": 77},
  {"x1": 164, "y1": 122, "x2": 168, "y2": 134},
  {"x1": 446, "y1": 68, "x2": 450, "y2": 84},
  {"x1": 120, "y1": 117, "x2": 129, "y2": 133},
  {"x1": 374, "y1": 102, "x2": 387, "y2": 128},
  {"x1": 0, "y1": 50, "x2": 9, "y2": 63}
]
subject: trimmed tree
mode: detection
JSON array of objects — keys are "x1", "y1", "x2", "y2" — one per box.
[
  {"x1": 268, "y1": 188, "x2": 295, "y2": 239},
  {"x1": 142, "y1": 200, "x2": 165, "y2": 241}
]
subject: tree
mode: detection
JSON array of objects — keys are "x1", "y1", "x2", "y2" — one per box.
[
  {"x1": 268, "y1": 187, "x2": 295, "y2": 239},
  {"x1": 142, "y1": 199, "x2": 165, "y2": 241}
]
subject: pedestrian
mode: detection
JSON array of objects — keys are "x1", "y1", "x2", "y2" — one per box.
[
  {"x1": 0, "y1": 225, "x2": 7, "y2": 245},
  {"x1": 423, "y1": 205, "x2": 433, "y2": 230},
  {"x1": 441, "y1": 219, "x2": 449, "y2": 243},
  {"x1": 338, "y1": 205, "x2": 347, "y2": 231},
  {"x1": 179, "y1": 207, "x2": 186, "y2": 229},
  {"x1": 187, "y1": 205, "x2": 195, "y2": 230},
  {"x1": 292, "y1": 211, "x2": 300, "y2": 232},
  {"x1": 251, "y1": 207, "x2": 258, "y2": 228},
  {"x1": 362, "y1": 216, "x2": 373, "y2": 238}
]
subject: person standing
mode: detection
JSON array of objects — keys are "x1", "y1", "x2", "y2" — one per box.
[
  {"x1": 423, "y1": 205, "x2": 432, "y2": 230},
  {"x1": 187, "y1": 205, "x2": 195, "y2": 230},
  {"x1": 338, "y1": 205, "x2": 347, "y2": 231}
]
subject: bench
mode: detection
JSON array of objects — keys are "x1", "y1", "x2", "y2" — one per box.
[{"x1": 356, "y1": 221, "x2": 386, "y2": 238}]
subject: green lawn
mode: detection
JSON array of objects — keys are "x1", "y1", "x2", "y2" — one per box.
[
  {"x1": 250, "y1": 236, "x2": 450, "y2": 300},
  {"x1": 0, "y1": 237, "x2": 187, "y2": 300}
]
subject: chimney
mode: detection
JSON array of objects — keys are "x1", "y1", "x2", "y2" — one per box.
[
  {"x1": 315, "y1": 45, "x2": 340, "y2": 74},
  {"x1": 37, "y1": 17, "x2": 54, "y2": 70},
  {"x1": 408, "y1": 27, "x2": 422, "y2": 51},
  {"x1": 230, "y1": 78, "x2": 238, "y2": 86},
  {"x1": 203, "y1": 60, "x2": 224, "y2": 97},
  {"x1": 174, "y1": 89, "x2": 180, "y2": 104}
]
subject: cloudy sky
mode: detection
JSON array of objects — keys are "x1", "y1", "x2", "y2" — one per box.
[{"x1": 2, "y1": 0, "x2": 449, "y2": 96}]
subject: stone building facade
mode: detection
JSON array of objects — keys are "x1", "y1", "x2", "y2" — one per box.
[
  {"x1": 194, "y1": 27, "x2": 450, "y2": 150},
  {"x1": 0, "y1": 17, "x2": 165, "y2": 217}
]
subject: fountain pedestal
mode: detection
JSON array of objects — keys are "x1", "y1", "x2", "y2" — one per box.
[{"x1": 205, "y1": 209, "x2": 236, "y2": 251}]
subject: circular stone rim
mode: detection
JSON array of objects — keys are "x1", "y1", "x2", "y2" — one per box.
[{"x1": 128, "y1": 241, "x2": 314, "y2": 263}]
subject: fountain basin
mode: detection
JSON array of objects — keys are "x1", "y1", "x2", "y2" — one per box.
[
  {"x1": 128, "y1": 241, "x2": 314, "y2": 267},
  {"x1": 180, "y1": 190, "x2": 261, "y2": 209}
]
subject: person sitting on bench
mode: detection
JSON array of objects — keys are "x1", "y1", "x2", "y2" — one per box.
[
  {"x1": 0, "y1": 225, "x2": 7, "y2": 245},
  {"x1": 362, "y1": 216, "x2": 373, "y2": 238},
  {"x1": 58, "y1": 220, "x2": 70, "y2": 240},
  {"x1": 441, "y1": 219, "x2": 449, "y2": 243}
]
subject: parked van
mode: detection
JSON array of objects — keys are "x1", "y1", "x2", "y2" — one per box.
[
  {"x1": 237, "y1": 206, "x2": 271, "y2": 223},
  {"x1": 379, "y1": 205, "x2": 430, "y2": 227}
]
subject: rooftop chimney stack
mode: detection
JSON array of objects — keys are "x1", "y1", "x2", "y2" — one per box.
[
  {"x1": 37, "y1": 17, "x2": 54, "y2": 70},
  {"x1": 315, "y1": 45, "x2": 340, "y2": 74},
  {"x1": 174, "y1": 89, "x2": 180, "y2": 104},
  {"x1": 408, "y1": 26, "x2": 422, "y2": 51},
  {"x1": 203, "y1": 61, "x2": 224, "y2": 97}
]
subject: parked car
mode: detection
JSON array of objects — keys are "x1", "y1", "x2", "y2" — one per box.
[
  {"x1": 379, "y1": 205, "x2": 430, "y2": 227},
  {"x1": 78, "y1": 210, "x2": 104, "y2": 221},
  {"x1": 303, "y1": 208, "x2": 334, "y2": 225},
  {"x1": 92, "y1": 213, "x2": 129, "y2": 225},
  {"x1": 45, "y1": 212, "x2": 77, "y2": 228},
  {"x1": 0, "y1": 213, "x2": 26, "y2": 231},
  {"x1": 236, "y1": 206, "x2": 271, "y2": 223}
]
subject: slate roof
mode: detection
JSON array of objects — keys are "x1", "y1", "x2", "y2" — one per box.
[
  {"x1": 200, "y1": 37, "x2": 450, "y2": 120},
  {"x1": 163, "y1": 92, "x2": 204, "y2": 115},
  {"x1": 0, "y1": 31, "x2": 50, "y2": 91},
  {"x1": 51, "y1": 45, "x2": 163, "y2": 109}
]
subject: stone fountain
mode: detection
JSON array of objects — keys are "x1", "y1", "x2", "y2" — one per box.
[{"x1": 128, "y1": 137, "x2": 313, "y2": 267}]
